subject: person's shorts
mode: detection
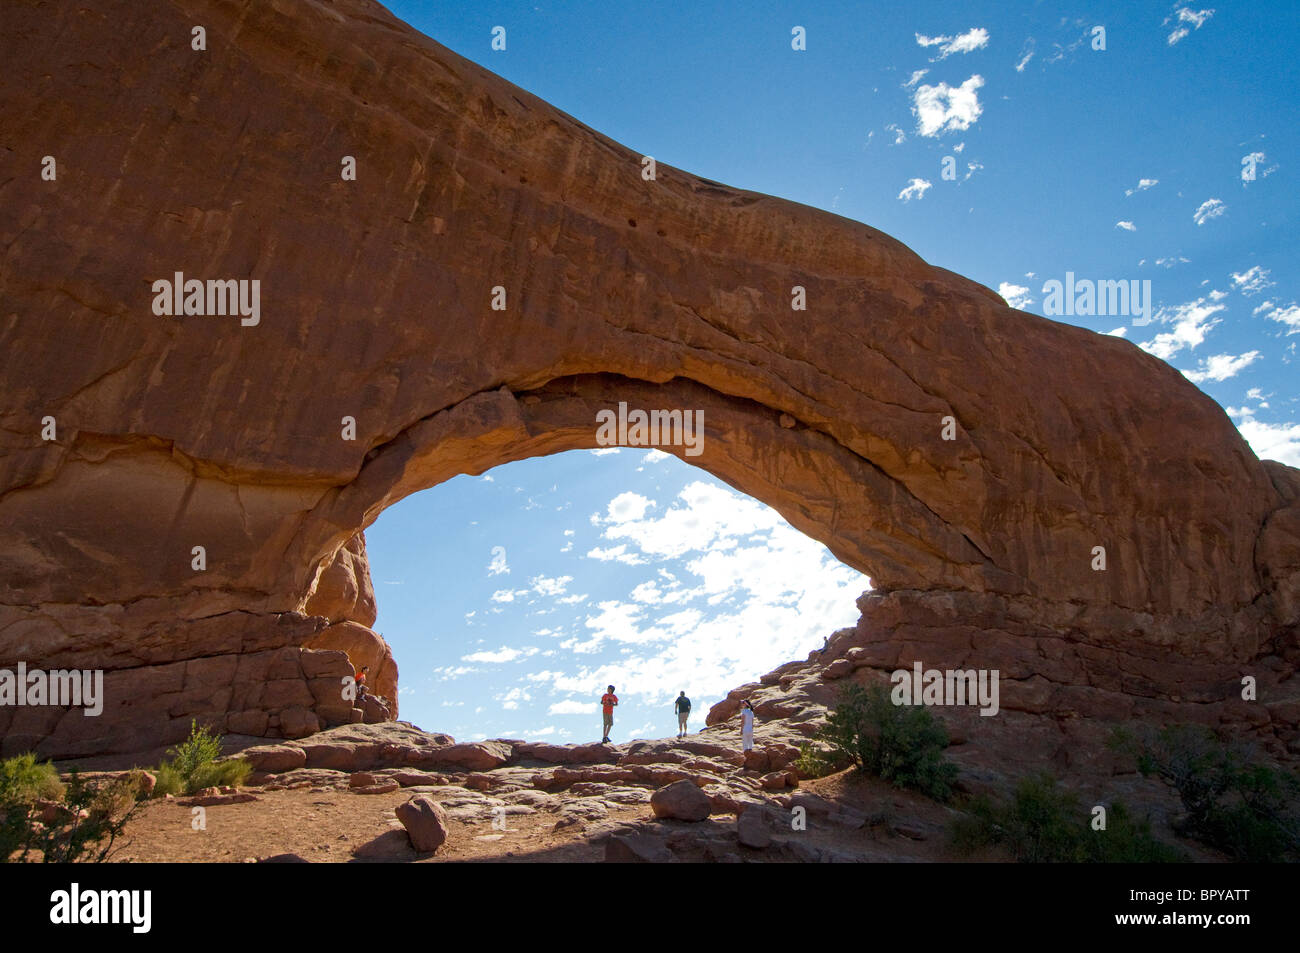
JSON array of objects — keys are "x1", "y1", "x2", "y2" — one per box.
[{"x1": 602, "y1": 711, "x2": 613, "y2": 725}]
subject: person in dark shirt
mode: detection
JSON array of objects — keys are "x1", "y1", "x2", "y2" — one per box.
[{"x1": 674, "y1": 691, "x2": 692, "y2": 738}]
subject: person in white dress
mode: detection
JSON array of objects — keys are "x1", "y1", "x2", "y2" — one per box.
[{"x1": 740, "y1": 700, "x2": 755, "y2": 752}]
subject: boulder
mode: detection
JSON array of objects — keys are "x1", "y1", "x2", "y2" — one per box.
[
  {"x1": 394, "y1": 795, "x2": 451, "y2": 853},
  {"x1": 650, "y1": 779, "x2": 712, "y2": 822},
  {"x1": 821, "y1": 659, "x2": 853, "y2": 680},
  {"x1": 737, "y1": 807, "x2": 773, "y2": 849},
  {"x1": 136, "y1": 771, "x2": 157, "y2": 798},
  {"x1": 604, "y1": 834, "x2": 673, "y2": 863},
  {"x1": 241, "y1": 744, "x2": 307, "y2": 774},
  {"x1": 360, "y1": 694, "x2": 392, "y2": 724},
  {"x1": 416, "y1": 742, "x2": 512, "y2": 772}
]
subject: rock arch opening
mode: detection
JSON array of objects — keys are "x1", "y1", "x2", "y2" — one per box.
[{"x1": 358, "y1": 447, "x2": 870, "y2": 745}]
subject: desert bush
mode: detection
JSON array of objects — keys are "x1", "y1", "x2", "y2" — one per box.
[
  {"x1": 155, "y1": 720, "x2": 252, "y2": 795},
  {"x1": 791, "y1": 742, "x2": 842, "y2": 779},
  {"x1": 0, "y1": 753, "x2": 64, "y2": 804},
  {"x1": 949, "y1": 772, "x2": 1185, "y2": 863},
  {"x1": 152, "y1": 763, "x2": 185, "y2": 797},
  {"x1": 1, "y1": 756, "x2": 141, "y2": 863},
  {"x1": 189, "y1": 757, "x2": 251, "y2": 791},
  {"x1": 1110, "y1": 724, "x2": 1299, "y2": 862},
  {"x1": 807, "y1": 682, "x2": 958, "y2": 801}
]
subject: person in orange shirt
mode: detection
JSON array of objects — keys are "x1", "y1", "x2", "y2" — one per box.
[
  {"x1": 600, "y1": 684, "x2": 618, "y2": 743},
  {"x1": 355, "y1": 664, "x2": 369, "y2": 700}
]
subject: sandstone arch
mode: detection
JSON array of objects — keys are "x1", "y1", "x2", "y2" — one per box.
[{"x1": 1, "y1": 0, "x2": 1297, "y2": 758}]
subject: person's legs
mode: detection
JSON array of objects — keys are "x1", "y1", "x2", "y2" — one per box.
[
  {"x1": 602, "y1": 713, "x2": 612, "y2": 742},
  {"x1": 678, "y1": 712, "x2": 687, "y2": 737}
]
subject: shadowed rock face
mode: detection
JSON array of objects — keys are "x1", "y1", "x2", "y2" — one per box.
[{"x1": 1, "y1": 0, "x2": 1297, "y2": 758}]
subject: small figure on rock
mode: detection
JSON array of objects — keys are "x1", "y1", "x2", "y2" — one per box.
[
  {"x1": 600, "y1": 684, "x2": 618, "y2": 743},
  {"x1": 355, "y1": 664, "x2": 370, "y2": 699},
  {"x1": 740, "y1": 699, "x2": 756, "y2": 752},
  {"x1": 674, "y1": 690, "x2": 692, "y2": 738}
]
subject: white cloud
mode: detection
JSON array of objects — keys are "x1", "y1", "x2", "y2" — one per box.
[
  {"x1": 601, "y1": 491, "x2": 654, "y2": 524},
  {"x1": 432, "y1": 665, "x2": 476, "y2": 679},
  {"x1": 964, "y1": 161, "x2": 983, "y2": 180},
  {"x1": 1230, "y1": 266, "x2": 1273, "y2": 296},
  {"x1": 487, "y1": 547, "x2": 509, "y2": 576},
  {"x1": 1181, "y1": 351, "x2": 1260, "y2": 384},
  {"x1": 586, "y1": 544, "x2": 648, "y2": 565},
  {"x1": 898, "y1": 178, "x2": 932, "y2": 202},
  {"x1": 496, "y1": 686, "x2": 532, "y2": 710},
  {"x1": 1116, "y1": 221, "x2": 1136, "y2": 232},
  {"x1": 885, "y1": 123, "x2": 906, "y2": 145},
  {"x1": 1192, "y1": 198, "x2": 1226, "y2": 226},
  {"x1": 589, "y1": 448, "x2": 621, "y2": 456},
  {"x1": 1125, "y1": 178, "x2": 1158, "y2": 196},
  {"x1": 1254, "y1": 301, "x2": 1300, "y2": 334},
  {"x1": 916, "y1": 27, "x2": 990, "y2": 59},
  {"x1": 912, "y1": 75, "x2": 985, "y2": 136},
  {"x1": 1138, "y1": 297, "x2": 1226, "y2": 360},
  {"x1": 1015, "y1": 44, "x2": 1035, "y2": 72},
  {"x1": 462, "y1": 646, "x2": 539, "y2": 664},
  {"x1": 1166, "y1": 7, "x2": 1215, "y2": 45},
  {"x1": 1155, "y1": 256, "x2": 1190, "y2": 268},
  {"x1": 531, "y1": 574, "x2": 573, "y2": 597},
  {"x1": 1107, "y1": 327, "x2": 1128, "y2": 337},
  {"x1": 490, "y1": 588, "x2": 529, "y2": 603},
  {"x1": 904, "y1": 69, "x2": 929, "y2": 87},
  {"x1": 998, "y1": 282, "x2": 1033, "y2": 310},
  {"x1": 1226, "y1": 408, "x2": 1300, "y2": 467},
  {"x1": 548, "y1": 699, "x2": 596, "y2": 716}
]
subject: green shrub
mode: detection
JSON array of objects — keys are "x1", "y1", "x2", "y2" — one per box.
[
  {"x1": 189, "y1": 758, "x2": 251, "y2": 791},
  {"x1": 152, "y1": 763, "x2": 184, "y2": 798},
  {"x1": 949, "y1": 772, "x2": 1185, "y2": 863},
  {"x1": 1, "y1": 759, "x2": 141, "y2": 863},
  {"x1": 809, "y1": 682, "x2": 958, "y2": 801},
  {"x1": 0, "y1": 753, "x2": 64, "y2": 804},
  {"x1": 155, "y1": 720, "x2": 251, "y2": 796},
  {"x1": 791, "y1": 742, "x2": 843, "y2": 779},
  {"x1": 1110, "y1": 724, "x2": 1300, "y2": 862}
]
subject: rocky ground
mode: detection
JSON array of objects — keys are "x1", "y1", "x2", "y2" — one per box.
[
  {"x1": 73, "y1": 627, "x2": 1245, "y2": 865},
  {"x1": 102, "y1": 720, "x2": 987, "y2": 863}
]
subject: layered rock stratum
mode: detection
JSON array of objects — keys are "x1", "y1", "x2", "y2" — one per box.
[{"x1": 1, "y1": 0, "x2": 1298, "y2": 759}]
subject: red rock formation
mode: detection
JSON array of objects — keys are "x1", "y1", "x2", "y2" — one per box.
[{"x1": 0, "y1": 0, "x2": 1296, "y2": 757}]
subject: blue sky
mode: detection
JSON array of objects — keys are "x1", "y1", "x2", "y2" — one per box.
[{"x1": 370, "y1": 1, "x2": 1299, "y2": 740}]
